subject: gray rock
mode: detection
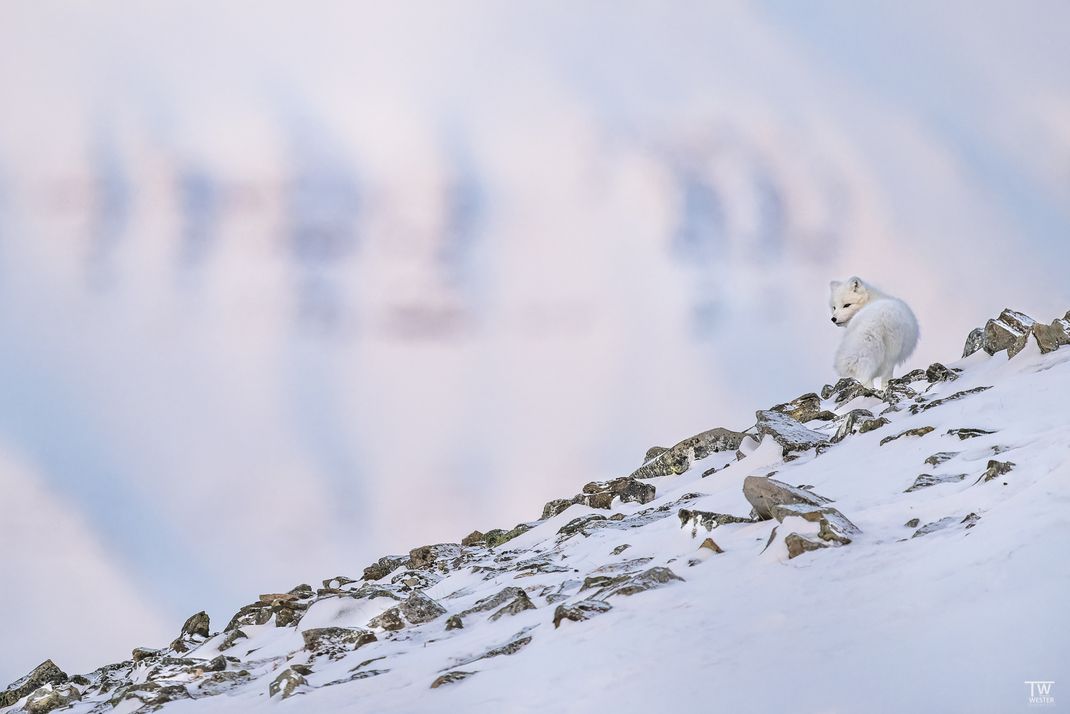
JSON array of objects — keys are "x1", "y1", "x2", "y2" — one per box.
[
  {"x1": 430, "y1": 671, "x2": 475, "y2": 689},
  {"x1": 399, "y1": 591, "x2": 447, "y2": 624},
  {"x1": 302, "y1": 627, "x2": 377, "y2": 660},
  {"x1": 769, "y1": 503, "x2": 860, "y2": 546},
  {"x1": 905, "y1": 473, "x2": 969, "y2": 492},
  {"x1": 904, "y1": 518, "x2": 920, "y2": 528},
  {"x1": 20, "y1": 683, "x2": 81, "y2": 714},
  {"x1": 963, "y1": 327, "x2": 985, "y2": 357},
  {"x1": 541, "y1": 498, "x2": 578, "y2": 519},
  {"x1": 454, "y1": 630, "x2": 534, "y2": 666},
  {"x1": 678, "y1": 508, "x2": 754, "y2": 537},
  {"x1": 629, "y1": 427, "x2": 750, "y2": 480},
  {"x1": 268, "y1": 668, "x2": 306, "y2": 699},
  {"x1": 909, "y1": 386, "x2": 992, "y2": 415},
  {"x1": 595, "y1": 567, "x2": 683, "y2": 598},
  {"x1": 770, "y1": 393, "x2": 836, "y2": 423},
  {"x1": 1032, "y1": 318, "x2": 1070, "y2": 354},
  {"x1": 610, "y1": 544, "x2": 631, "y2": 555},
  {"x1": 579, "y1": 476, "x2": 657, "y2": 508},
  {"x1": 460, "y1": 530, "x2": 485, "y2": 546},
  {"x1": 460, "y1": 587, "x2": 527, "y2": 618},
  {"x1": 170, "y1": 611, "x2": 211, "y2": 652},
  {"x1": 742, "y1": 475, "x2": 831, "y2": 520},
  {"x1": 489, "y1": 591, "x2": 536, "y2": 621},
  {"x1": 408, "y1": 543, "x2": 461, "y2": 571},
  {"x1": 879, "y1": 426, "x2": 934, "y2": 446},
  {"x1": 755, "y1": 410, "x2": 829, "y2": 455},
  {"x1": 976, "y1": 459, "x2": 1015, "y2": 484},
  {"x1": 924, "y1": 451, "x2": 960, "y2": 466},
  {"x1": 983, "y1": 314, "x2": 1030, "y2": 357},
  {"x1": 831, "y1": 409, "x2": 875, "y2": 443},
  {"x1": 643, "y1": 446, "x2": 669, "y2": 462},
  {"x1": 484, "y1": 524, "x2": 533, "y2": 548},
  {"x1": 553, "y1": 599, "x2": 614, "y2": 627},
  {"x1": 367, "y1": 607, "x2": 406, "y2": 631},
  {"x1": 946, "y1": 428, "x2": 996, "y2": 440},
  {"x1": 391, "y1": 569, "x2": 442, "y2": 591},
  {"x1": 557, "y1": 514, "x2": 608, "y2": 538},
  {"x1": 821, "y1": 378, "x2": 879, "y2": 406},
  {"x1": 784, "y1": 533, "x2": 829, "y2": 559},
  {"x1": 445, "y1": 615, "x2": 463, "y2": 631},
  {"x1": 362, "y1": 555, "x2": 408, "y2": 582},
  {"x1": 924, "y1": 363, "x2": 960, "y2": 383}
]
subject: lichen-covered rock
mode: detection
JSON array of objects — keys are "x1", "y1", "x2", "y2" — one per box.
[
  {"x1": 367, "y1": 607, "x2": 406, "y2": 631},
  {"x1": 408, "y1": 543, "x2": 461, "y2": 571},
  {"x1": 831, "y1": 409, "x2": 882, "y2": 443},
  {"x1": 20, "y1": 683, "x2": 81, "y2": 714},
  {"x1": 460, "y1": 587, "x2": 527, "y2": 618},
  {"x1": 484, "y1": 523, "x2": 533, "y2": 548},
  {"x1": 391, "y1": 569, "x2": 442, "y2": 591},
  {"x1": 445, "y1": 615, "x2": 463, "y2": 630},
  {"x1": 594, "y1": 567, "x2": 683, "y2": 598},
  {"x1": 131, "y1": 647, "x2": 162, "y2": 663},
  {"x1": 755, "y1": 410, "x2": 829, "y2": 455},
  {"x1": 362, "y1": 555, "x2": 408, "y2": 582},
  {"x1": 983, "y1": 309, "x2": 1036, "y2": 357},
  {"x1": 742, "y1": 475, "x2": 831, "y2": 520},
  {"x1": 553, "y1": 599, "x2": 613, "y2": 627},
  {"x1": 769, "y1": 503, "x2": 860, "y2": 546},
  {"x1": 925, "y1": 451, "x2": 960, "y2": 466},
  {"x1": 170, "y1": 611, "x2": 211, "y2": 652},
  {"x1": 268, "y1": 668, "x2": 306, "y2": 699},
  {"x1": 905, "y1": 473, "x2": 968, "y2": 492},
  {"x1": 302, "y1": 627, "x2": 377, "y2": 659},
  {"x1": 925, "y1": 363, "x2": 959, "y2": 383},
  {"x1": 643, "y1": 446, "x2": 669, "y2": 462},
  {"x1": 224, "y1": 602, "x2": 272, "y2": 631},
  {"x1": 879, "y1": 425, "x2": 934, "y2": 446},
  {"x1": 430, "y1": 671, "x2": 476, "y2": 689},
  {"x1": 629, "y1": 427, "x2": 750, "y2": 480},
  {"x1": 946, "y1": 428, "x2": 996, "y2": 440},
  {"x1": 460, "y1": 530, "x2": 486, "y2": 546},
  {"x1": 581, "y1": 476, "x2": 657, "y2": 508},
  {"x1": 541, "y1": 498, "x2": 578, "y2": 519},
  {"x1": 1032, "y1": 318, "x2": 1070, "y2": 354},
  {"x1": 677, "y1": 508, "x2": 753, "y2": 537},
  {"x1": 976, "y1": 459, "x2": 1015, "y2": 484},
  {"x1": 557, "y1": 514, "x2": 608, "y2": 538},
  {"x1": 489, "y1": 590, "x2": 536, "y2": 621},
  {"x1": 111, "y1": 682, "x2": 191, "y2": 709},
  {"x1": 399, "y1": 591, "x2": 447, "y2": 624},
  {"x1": 770, "y1": 392, "x2": 836, "y2": 423},
  {"x1": 820, "y1": 377, "x2": 879, "y2": 405}
]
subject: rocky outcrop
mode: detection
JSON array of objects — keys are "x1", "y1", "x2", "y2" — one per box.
[
  {"x1": 678, "y1": 508, "x2": 754, "y2": 537},
  {"x1": 0, "y1": 661, "x2": 68, "y2": 709},
  {"x1": 754, "y1": 410, "x2": 828, "y2": 456},
  {"x1": 879, "y1": 426, "x2": 934, "y2": 446},
  {"x1": 770, "y1": 392, "x2": 836, "y2": 423},
  {"x1": 552, "y1": 599, "x2": 614, "y2": 627},
  {"x1": 905, "y1": 473, "x2": 969, "y2": 492},
  {"x1": 743, "y1": 475, "x2": 831, "y2": 520},
  {"x1": 268, "y1": 668, "x2": 306, "y2": 699},
  {"x1": 630, "y1": 427, "x2": 750, "y2": 480},
  {"x1": 302, "y1": 627, "x2": 377, "y2": 660},
  {"x1": 21, "y1": 682, "x2": 82, "y2": 714},
  {"x1": 963, "y1": 308, "x2": 1070, "y2": 358},
  {"x1": 170, "y1": 611, "x2": 211, "y2": 653}
]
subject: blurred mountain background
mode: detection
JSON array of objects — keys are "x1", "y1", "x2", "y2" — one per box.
[{"x1": 1, "y1": 0, "x2": 1069, "y2": 681}]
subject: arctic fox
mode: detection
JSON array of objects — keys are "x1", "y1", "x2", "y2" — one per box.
[{"x1": 829, "y1": 276, "x2": 919, "y2": 389}]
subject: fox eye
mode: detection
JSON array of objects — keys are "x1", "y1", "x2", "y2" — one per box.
[{"x1": 843, "y1": 303, "x2": 852, "y2": 308}]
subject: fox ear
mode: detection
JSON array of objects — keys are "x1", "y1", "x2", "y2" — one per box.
[
  {"x1": 848, "y1": 277, "x2": 862, "y2": 290},
  {"x1": 829, "y1": 280, "x2": 842, "y2": 291}
]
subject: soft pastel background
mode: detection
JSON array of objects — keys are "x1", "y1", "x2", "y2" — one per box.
[{"x1": 1, "y1": 0, "x2": 1068, "y2": 682}]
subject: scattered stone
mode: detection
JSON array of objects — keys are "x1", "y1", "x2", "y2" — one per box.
[
  {"x1": 397, "y1": 591, "x2": 447, "y2": 625},
  {"x1": 678, "y1": 508, "x2": 754, "y2": 536},
  {"x1": 610, "y1": 544, "x2": 631, "y2": 555},
  {"x1": 925, "y1": 451, "x2": 960, "y2": 466},
  {"x1": 784, "y1": 533, "x2": 828, "y2": 558},
  {"x1": 391, "y1": 569, "x2": 441, "y2": 591},
  {"x1": 445, "y1": 615, "x2": 463, "y2": 631},
  {"x1": 770, "y1": 392, "x2": 836, "y2": 423},
  {"x1": 268, "y1": 668, "x2": 306, "y2": 699},
  {"x1": 879, "y1": 426, "x2": 935, "y2": 446},
  {"x1": 461, "y1": 530, "x2": 486, "y2": 546},
  {"x1": 322, "y1": 575, "x2": 357, "y2": 591},
  {"x1": 769, "y1": 503, "x2": 860, "y2": 546},
  {"x1": 131, "y1": 647, "x2": 162, "y2": 663},
  {"x1": 858, "y1": 417, "x2": 890, "y2": 433},
  {"x1": 831, "y1": 409, "x2": 880, "y2": 443},
  {"x1": 904, "y1": 518, "x2": 920, "y2": 528},
  {"x1": 821, "y1": 378, "x2": 879, "y2": 406},
  {"x1": 170, "y1": 611, "x2": 210, "y2": 652},
  {"x1": 580, "y1": 477, "x2": 657, "y2": 508},
  {"x1": 553, "y1": 599, "x2": 614, "y2": 627},
  {"x1": 976, "y1": 459, "x2": 1015, "y2": 484},
  {"x1": 629, "y1": 427, "x2": 750, "y2": 480},
  {"x1": 408, "y1": 543, "x2": 462, "y2": 571},
  {"x1": 302, "y1": 628, "x2": 377, "y2": 660},
  {"x1": 489, "y1": 591, "x2": 536, "y2": 621},
  {"x1": 460, "y1": 587, "x2": 528, "y2": 618},
  {"x1": 925, "y1": 363, "x2": 959, "y2": 382},
  {"x1": 909, "y1": 386, "x2": 992, "y2": 415},
  {"x1": 455, "y1": 631, "x2": 535, "y2": 666},
  {"x1": 643, "y1": 446, "x2": 669, "y2": 462},
  {"x1": 947, "y1": 428, "x2": 996, "y2": 440},
  {"x1": 431, "y1": 671, "x2": 476, "y2": 689},
  {"x1": 699, "y1": 537, "x2": 723, "y2": 554},
  {"x1": 742, "y1": 475, "x2": 831, "y2": 520},
  {"x1": 963, "y1": 327, "x2": 985, "y2": 357},
  {"x1": 905, "y1": 473, "x2": 969, "y2": 492},
  {"x1": 362, "y1": 555, "x2": 408, "y2": 582},
  {"x1": 20, "y1": 683, "x2": 81, "y2": 714},
  {"x1": 962, "y1": 512, "x2": 981, "y2": 529},
  {"x1": 595, "y1": 567, "x2": 683, "y2": 598},
  {"x1": 484, "y1": 524, "x2": 533, "y2": 548},
  {"x1": 911, "y1": 514, "x2": 980, "y2": 538},
  {"x1": 557, "y1": 514, "x2": 608, "y2": 538},
  {"x1": 541, "y1": 498, "x2": 578, "y2": 519},
  {"x1": 755, "y1": 410, "x2": 829, "y2": 455}
]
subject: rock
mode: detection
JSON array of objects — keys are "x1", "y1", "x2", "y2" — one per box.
[
  {"x1": 858, "y1": 417, "x2": 890, "y2": 433},
  {"x1": 755, "y1": 410, "x2": 828, "y2": 455},
  {"x1": 362, "y1": 555, "x2": 408, "y2": 582},
  {"x1": 367, "y1": 607, "x2": 406, "y2": 631},
  {"x1": 678, "y1": 508, "x2": 753, "y2": 537},
  {"x1": 769, "y1": 503, "x2": 860, "y2": 546},
  {"x1": 400, "y1": 591, "x2": 447, "y2": 624},
  {"x1": 742, "y1": 475, "x2": 831, "y2": 520},
  {"x1": 629, "y1": 427, "x2": 750, "y2": 480},
  {"x1": 391, "y1": 569, "x2": 441, "y2": 591},
  {"x1": 925, "y1": 451, "x2": 960, "y2": 466},
  {"x1": 131, "y1": 647, "x2": 161, "y2": 662},
  {"x1": 983, "y1": 316, "x2": 1029, "y2": 357},
  {"x1": 963, "y1": 327, "x2": 985, "y2": 357},
  {"x1": 904, "y1": 518, "x2": 920, "y2": 528},
  {"x1": 699, "y1": 537, "x2": 723, "y2": 554},
  {"x1": 455, "y1": 630, "x2": 535, "y2": 666},
  {"x1": 289, "y1": 583, "x2": 314, "y2": 598},
  {"x1": 170, "y1": 611, "x2": 210, "y2": 652},
  {"x1": 911, "y1": 513, "x2": 984, "y2": 538},
  {"x1": 643, "y1": 446, "x2": 669, "y2": 462},
  {"x1": 460, "y1": 587, "x2": 527, "y2": 618},
  {"x1": 976, "y1": 459, "x2": 1015, "y2": 484},
  {"x1": 910, "y1": 386, "x2": 992, "y2": 414},
  {"x1": 541, "y1": 499, "x2": 579, "y2": 519},
  {"x1": 430, "y1": 671, "x2": 475, "y2": 689},
  {"x1": 217, "y1": 629, "x2": 248, "y2": 652},
  {"x1": 460, "y1": 530, "x2": 485, "y2": 546},
  {"x1": 831, "y1": 409, "x2": 874, "y2": 443},
  {"x1": 223, "y1": 602, "x2": 271, "y2": 631},
  {"x1": 445, "y1": 615, "x2": 463, "y2": 630},
  {"x1": 22, "y1": 683, "x2": 82, "y2": 714},
  {"x1": 203, "y1": 656, "x2": 227, "y2": 673},
  {"x1": 322, "y1": 575, "x2": 356, "y2": 590},
  {"x1": 784, "y1": 533, "x2": 829, "y2": 558},
  {"x1": 770, "y1": 392, "x2": 836, "y2": 423},
  {"x1": 1032, "y1": 317, "x2": 1070, "y2": 353},
  {"x1": 879, "y1": 426, "x2": 935, "y2": 446},
  {"x1": 489, "y1": 591, "x2": 536, "y2": 621},
  {"x1": 946, "y1": 428, "x2": 996, "y2": 440},
  {"x1": 580, "y1": 476, "x2": 657, "y2": 508},
  {"x1": 557, "y1": 514, "x2": 608, "y2": 538},
  {"x1": 302, "y1": 628, "x2": 377, "y2": 660},
  {"x1": 925, "y1": 363, "x2": 959, "y2": 382},
  {"x1": 610, "y1": 544, "x2": 631, "y2": 555},
  {"x1": 553, "y1": 599, "x2": 614, "y2": 627},
  {"x1": 962, "y1": 512, "x2": 981, "y2": 528},
  {"x1": 268, "y1": 668, "x2": 306, "y2": 699},
  {"x1": 905, "y1": 473, "x2": 968, "y2": 492},
  {"x1": 820, "y1": 377, "x2": 879, "y2": 405},
  {"x1": 998, "y1": 308, "x2": 1037, "y2": 334},
  {"x1": 408, "y1": 543, "x2": 461, "y2": 571},
  {"x1": 596, "y1": 567, "x2": 683, "y2": 598},
  {"x1": 484, "y1": 524, "x2": 533, "y2": 548}
]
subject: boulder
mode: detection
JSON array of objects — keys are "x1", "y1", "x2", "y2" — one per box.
[
  {"x1": 489, "y1": 591, "x2": 536, "y2": 621},
  {"x1": 769, "y1": 503, "x2": 860, "y2": 546},
  {"x1": 580, "y1": 476, "x2": 657, "y2": 508},
  {"x1": 2, "y1": 662, "x2": 71, "y2": 710},
  {"x1": 946, "y1": 428, "x2": 995, "y2": 440},
  {"x1": 924, "y1": 451, "x2": 960, "y2": 466},
  {"x1": 742, "y1": 475, "x2": 831, "y2": 520},
  {"x1": 552, "y1": 599, "x2": 613, "y2": 628},
  {"x1": 362, "y1": 555, "x2": 408, "y2": 582},
  {"x1": 976, "y1": 459, "x2": 1015, "y2": 484},
  {"x1": 629, "y1": 427, "x2": 750, "y2": 480},
  {"x1": 302, "y1": 627, "x2": 377, "y2": 660},
  {"x1": 268, "y1": 668, "x2": 306, "y2": 699},
  {"x1": 754, "y1": 410, "x2": 829, "y2": 456},
  {"x1": 22, "y1": 683, "x2": 82, "y2": 714},
  {"x1": 541, "y1": 499, "x2": 578, "y2": 519},
  {"x1": 770, "y1": 392, "x2": 836, "y2": 423},
  {"x1": 879, "y1": 426, "x2": 934, "y2": 446},
  {"x1": 909, "y1": 386, "x2": 992, "y2": 415},
  {"x1": 408, "y1": 543, "x2": 461, "y2": 571},
  {"x1": 170, "y1": 611, "x2": 210, "y2": 652},
  {"x1": 962, "y1": 327, "x2": 985, "y2": 357},
  {"x1": 678, "y1": 508, "x2": 753, "y2": 537},
  {"x1": 1032, "y1": 318, "x2": 1070, "y2": 354},
  {"x1": 905, "y1": 473, "x2": 968, "y2": 492},
  {"x1": 430, "y1": 671, "x2": 475, "y2": 689}
]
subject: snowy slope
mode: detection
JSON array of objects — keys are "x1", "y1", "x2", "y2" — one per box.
[{"x1": 4, "y1": 307, "x2": 1068, "y2": 714}]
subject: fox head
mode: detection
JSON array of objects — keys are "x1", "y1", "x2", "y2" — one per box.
[{"x1": 828, "y1": 276, "x2": 870, "y2": 326}]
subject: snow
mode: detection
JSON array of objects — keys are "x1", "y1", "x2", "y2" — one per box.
[{"x1": 4, "y1": 336, "x2": 1067, "y2": 713}]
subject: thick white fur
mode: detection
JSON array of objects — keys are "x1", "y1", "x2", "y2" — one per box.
[{"x1": 829, "y1": 276, "x2": 919, "y2": 389}]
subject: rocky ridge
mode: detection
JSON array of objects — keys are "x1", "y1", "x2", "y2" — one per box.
[{"x1": 3, "y1": 306, "x2": 1069, "y2": 713}]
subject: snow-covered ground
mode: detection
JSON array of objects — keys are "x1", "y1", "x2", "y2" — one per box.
[
  {"x1": 3, "y1": 1, "x2": 1070, "y2": 685},
  {"x1": 4, "y1": 310, "x2": 1067, "y2": 713}
]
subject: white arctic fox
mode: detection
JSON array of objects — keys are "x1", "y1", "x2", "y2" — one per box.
[{"x1": 829, "y1": 276, "x2": 919, "y2": 389}]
